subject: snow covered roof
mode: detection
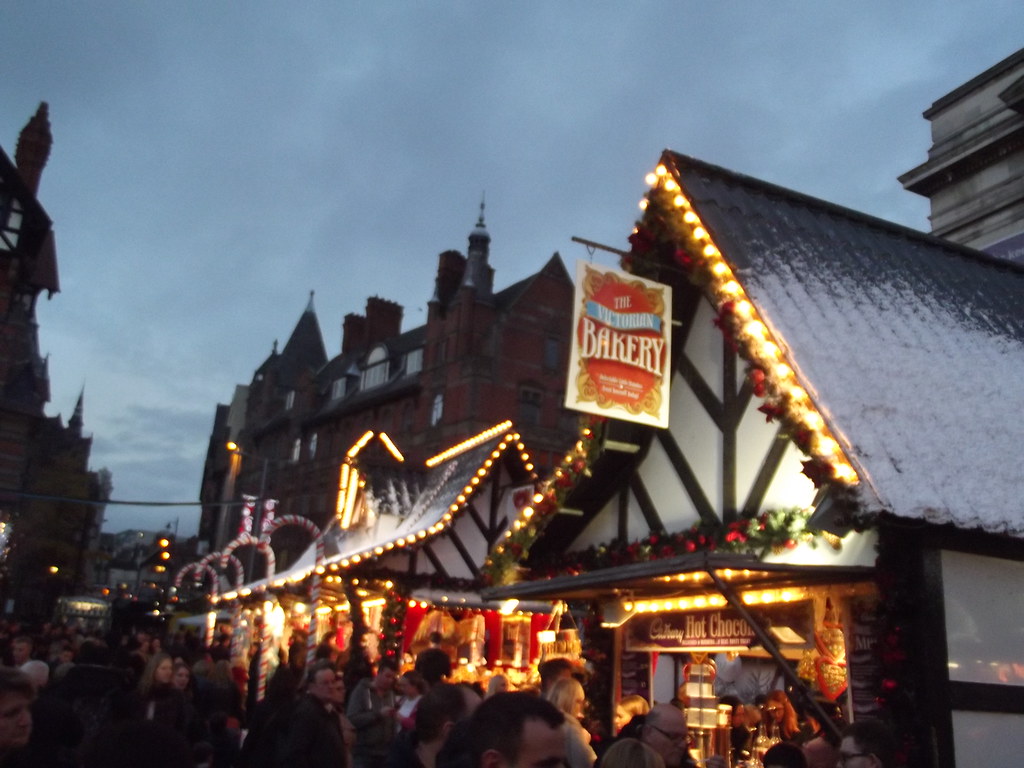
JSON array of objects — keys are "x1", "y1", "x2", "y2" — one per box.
[
  {"x1": 661, "y1": 151, "x2": 1024, "y2": 537},
  {"x1": 319, "y1": 423, "x2": 530, "y2": 569}
]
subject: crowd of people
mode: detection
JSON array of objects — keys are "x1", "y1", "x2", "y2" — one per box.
[{"x1": 0, "y1": 619, "x2": 898, "y2": 768}]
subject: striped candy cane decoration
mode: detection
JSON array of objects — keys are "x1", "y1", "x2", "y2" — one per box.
[{"x1": 260, "y1": 515, "x2": 325, "y2": 665}]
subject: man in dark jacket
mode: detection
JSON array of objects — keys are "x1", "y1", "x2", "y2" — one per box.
[
  {"x1": 280, "y1": 661, "x2": 347, "y2": 768},
  {"x1": 346, "y1": 658, "x2": 397, "y2": 768}
]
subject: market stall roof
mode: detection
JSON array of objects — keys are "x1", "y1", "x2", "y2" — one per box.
[
  {"x1": 483, "y1": 551, "x2": 873, "y2": 603},
  {"x1": 661, "y1": 151, "x2": 1024, "y2": 537},
  {"x1": 317, "y1": 425, "x2": 531, "y2": 569}
]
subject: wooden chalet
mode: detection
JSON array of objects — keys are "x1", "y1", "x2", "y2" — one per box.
[
  {"x1": 484, "y1": 151, "x2": 1024, "y2": 768},
  {"x1": 206, "y1": 421, "x2": 552, "y2": 684}
]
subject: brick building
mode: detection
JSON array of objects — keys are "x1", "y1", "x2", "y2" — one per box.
[
  {"x1": 0, "y1": 104, "x2": 108, "y2": 617},
  {"x1": 198, "y1": 206, "x2": 578, "y2": 567}
]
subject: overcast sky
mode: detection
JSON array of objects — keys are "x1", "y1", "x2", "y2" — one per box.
[{"x1": 2, "y1": 3, "x2": 1021, "y2": 537}]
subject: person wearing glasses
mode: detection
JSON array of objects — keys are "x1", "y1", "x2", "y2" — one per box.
[
  {"x1": 640, "y1": 704, "x2": 727, "y2": 768},
  {"x1": 837, "y1": 720, "x2": 896, "y2": 768}
]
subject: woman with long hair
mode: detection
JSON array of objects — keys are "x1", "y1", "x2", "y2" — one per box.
[
  {"x1": 763, "y1": 690, "x2": 801, "y2": 741},
  {"x1": 545, "y1": 676, "x2": 596, "y2": 768},
  {"x1": 613, "y1": 694, "x2": 650, "y2": 736},
  {"x1": 133, "y1": 652, "x2": 190, "y2": 735},
  {"x1": 395, "y1": 670, "x2": 427, "y2": 732}
]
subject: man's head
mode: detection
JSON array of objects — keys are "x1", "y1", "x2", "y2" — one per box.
[
  {"x1": 642, "y1": 703, "x2": 690, "y2": 768},
  {"x1": 537, "y1": 657, "x2": 574, "y2": 694},
  {"x1": 374, "y1": 657, "x2": 398, "y2": 693},
  {"x1": 415, "y1": 683, "x2": 481, "y2": 749},
  {"x1": 839, "y1": 720, "x2": 896, "y2": 768},
  {"x1": 18, "y1": 661, "x2": 48, "y2": 692},
  {"x1": 304, "y1": 660, "x2": 337, "y2": 705},
  {"x1": 469, "y1": 692, "x2": 565, "y2": 768},
  {"x1": 415, "y1": 647, "x2": 452, "y2": 686},
  {"x1": 9, "y1": 638, "x2": 32, "y2": 666},
  {"x1": 0, "y1": 668, "x2": 33, "y2": 755}
]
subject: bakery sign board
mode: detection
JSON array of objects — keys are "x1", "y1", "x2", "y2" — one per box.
[
  {"x1": 625, "y1": 603, "x2": 814, "y2": 652},
  {"x1": 564, "y1": 261, "x2": 672, "y2": 428}
]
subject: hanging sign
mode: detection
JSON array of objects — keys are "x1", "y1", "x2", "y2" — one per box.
[
  {"x1": 625, "y1": 602, "x2": 814, "y2": 652},
  {"x1": 565, "y1": 261, "x2": 672, "y2": 428},
  {"x1": 561, "y1": 264, "x2": 671, "y2": 430}
]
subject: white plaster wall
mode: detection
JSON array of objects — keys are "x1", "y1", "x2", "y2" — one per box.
[{"x1": 640, "y1": 436, "x2": 702, "y2": 531}]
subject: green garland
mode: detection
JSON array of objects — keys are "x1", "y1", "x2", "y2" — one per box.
[
  {"x1": 482, "y1": 416, "x2": 607, "y2": 586},
  {"x1": 378, "y1": 579, "x2": 410, "y2": 661},
  {"x1": 530, "y1": 507, "x2": 837, "y2": 578}
]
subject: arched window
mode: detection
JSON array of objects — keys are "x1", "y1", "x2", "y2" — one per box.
[
  {"x1": 361, "y1": 345, "x2": 389, "y2": 389},
  {"x1": 431, "y1": 393, "x2": 444, "y2": 426}
]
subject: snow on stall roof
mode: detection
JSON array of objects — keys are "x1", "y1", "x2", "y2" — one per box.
[
  {"x1": 321, "y1": 436, "x2": 506, "y2": 564},
  {"x1": 668, "y1": 151, "x2": 1024, "y2": 537}
]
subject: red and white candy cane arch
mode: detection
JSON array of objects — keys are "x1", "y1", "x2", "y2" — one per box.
[
  {"x1": 199, "y1": 551, "x2": 245, "y2": 592},
  {"x1": 172, "y1": 562, "x2": 221, "y2": 647},
  {"x1": 173, "y1": 561, "x2": 220, "y2": 593},
  {"x1": 260, "y1": 514, "x2": 326, "y2": 666},
  {"x1": 198, "y1": 551, "x2": 246, "y2": 659},
  {"x1": 221, "y1": 532, "x2": 276, "y2": 579}
]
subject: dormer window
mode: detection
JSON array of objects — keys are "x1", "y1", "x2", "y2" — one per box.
[
  {"x1": 361, "y1": 345, "x2": 389, "y2": 390},
  {"x1": 331, "y1": 379, "x2": 346, "y2": 400},
  {"x1": 405, "y1": 348, "x2": 423, "y2": 375}
]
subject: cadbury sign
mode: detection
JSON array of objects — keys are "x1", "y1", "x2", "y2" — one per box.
[
  {"x1": 564, "y1": 262, "x2": 672, "y2": 428},
  {"x1": 626, "y1": 603, "x2": 814, "y2": 652}
]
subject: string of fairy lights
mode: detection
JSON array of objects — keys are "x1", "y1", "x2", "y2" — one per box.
[{"x1": 638, "y1": 160, "x2": 859, "y2": 489}]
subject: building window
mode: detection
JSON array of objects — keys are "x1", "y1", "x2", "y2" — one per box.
[
  {"x1": 431, "y1": 393, "x2": 444, "y2": 426},
  {"x1": 406, "y1": 348, "x2": 423, "y2": 375},
  {"x1": 285, "y1": 390, "x2": 296, "y2": 410},
  {"x1": 331, "y1": 379, "x2": 345, "y2": 400},
  {"x1": 519, "y1": 388, "x2": 542, "y2": 425},
  {"x1": 290, "y1": 437, "x2": 301, "y2": 462},
  {"x1": 0, "y1": 190, "x2": 24, "y2": 251},
  {"x1": 308, "y1": 433, "x2": 318, "y2": 459},
  {"x1": 544, "y1": 337, "x2": 560, "y2": 370},
  {"x1": 361, "y1": 346, "x2": 389, "y2": 390},
  {"x1": 402, "y1": 402, "x2": 415, "y2": 432}
]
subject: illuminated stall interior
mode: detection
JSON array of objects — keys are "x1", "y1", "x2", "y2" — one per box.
[{"x1": 190, "y1": 421, "x2": 557, "y2": 693}]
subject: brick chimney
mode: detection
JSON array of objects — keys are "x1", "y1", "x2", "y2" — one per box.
[
  {"x1": 342, "y1": 313, "x2": 367, "y2": 354},
  {"x1": 15, "y1": 102, "x2": 52, "y2": 195},
  {"x1": 430, "y1": 250, "x2": 466, "y2": 309},
  {"x1": 365, "y1": 297, "x2": 403, "y2": 345}
]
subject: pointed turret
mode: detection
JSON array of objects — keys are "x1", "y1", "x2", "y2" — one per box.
[
  {"x1": 15, "y1": 103, "x2": 52, "y2": 194},
  {"x1": 69, "y1": 387, "x2": 84, "y2": 437},
  {"x1": 279, "y1": 292, "x2": 327, "y2": 377},
  {"x1": 461, "y1": 196, "x2": 493, "y2": 298}
]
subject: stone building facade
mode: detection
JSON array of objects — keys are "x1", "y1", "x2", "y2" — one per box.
[{"x1": 900, "y1": 47, "x2": 1024, "y2": 263}]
